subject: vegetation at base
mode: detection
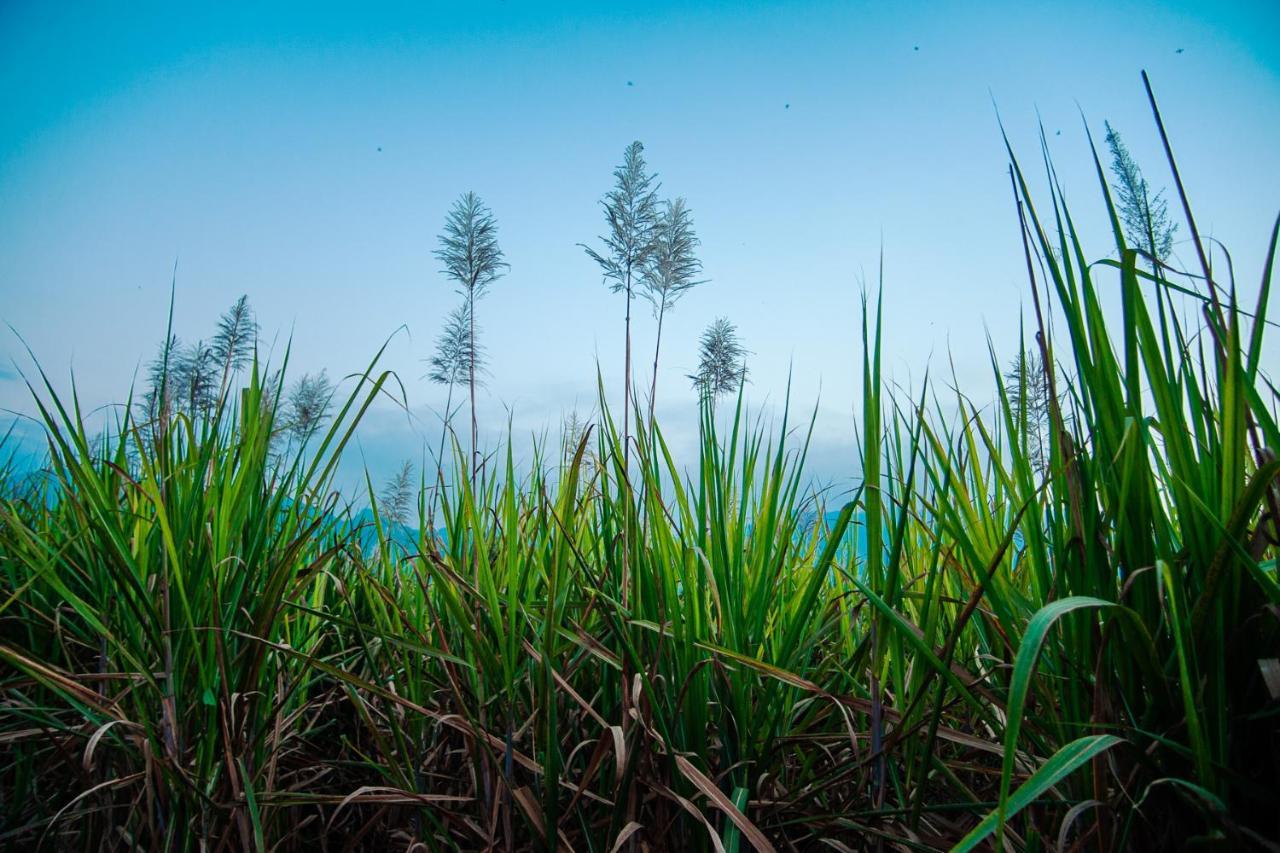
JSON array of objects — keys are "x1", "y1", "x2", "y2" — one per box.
[{"x1": 1, "y1": 78, "x2": 1277, "y2": 850}]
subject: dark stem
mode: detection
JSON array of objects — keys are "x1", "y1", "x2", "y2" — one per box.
[
  {"x1": 468, "y1": 288, "x2": 478, "y2": 479},
  {"x1": 431, "y1": 380, "x2": 455, "y2": 532},
  {"x1": 648, "y1": 299, "x2": 666, "y2": 426}
]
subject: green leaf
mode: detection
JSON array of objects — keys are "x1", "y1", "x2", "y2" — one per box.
[
  {"x1": 996, "y1": 597, "x2": 1121, "y2": 841},
  {"x1": 953, "y1": 735, "x2": 1123, "y2": 853}
]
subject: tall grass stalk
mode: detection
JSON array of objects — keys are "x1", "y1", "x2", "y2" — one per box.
[{"x1": 1, "y1": 82, "x2": 1276, "y2": 850}]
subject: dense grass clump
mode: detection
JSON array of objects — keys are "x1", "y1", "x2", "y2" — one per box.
[{"x1": 2, "y1": 92, "x2": 1277, "y2": 850}]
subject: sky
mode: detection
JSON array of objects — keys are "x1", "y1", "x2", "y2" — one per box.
[{"x1": 1, "y1": 0, "x2": 1278, "y2": 495}]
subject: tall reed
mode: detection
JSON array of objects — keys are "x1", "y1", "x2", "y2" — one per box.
[{"x1": 1, "y1": 84, "x2": 1275, "y2": 850}]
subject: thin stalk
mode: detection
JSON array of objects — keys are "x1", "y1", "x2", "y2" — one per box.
[
  {"x1": 431, "y1": 379, "x2": 456, "y2": 531},
  {"x1": 648, "y1": 293, "x2": 668, "y2": 425},
  {"x1": 469, "y1": 289, "x2": 479, "y2": 478}
]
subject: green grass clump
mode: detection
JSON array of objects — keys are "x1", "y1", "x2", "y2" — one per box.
[{"x1": 1, "y1": 86, "x2": 1277, "y2": 850}]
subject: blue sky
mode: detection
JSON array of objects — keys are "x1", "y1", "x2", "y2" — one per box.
[{"x1": 2, "y1": 1, "x2": 1277, "y2": 492}]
